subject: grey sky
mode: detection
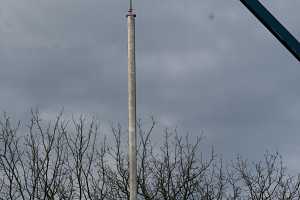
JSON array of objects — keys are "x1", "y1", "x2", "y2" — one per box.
[{"x1": 0, "y1": 0, "x2": 299, "y2": 171}]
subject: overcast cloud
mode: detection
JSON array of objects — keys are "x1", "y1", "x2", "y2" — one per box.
[{"x1": 0, "y1": 0, "x2": 299, "y2": 171}]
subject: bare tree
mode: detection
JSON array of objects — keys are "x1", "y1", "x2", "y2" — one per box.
[
  {"x1": 0, "y1": 111, "x2": 300, "y2": 200},
  {"x1": 230, "y1": 152, "x2": 300, "y2": 200},
  {"x1": 0, "y1": 114, "x2": 24, "y2": 200}
]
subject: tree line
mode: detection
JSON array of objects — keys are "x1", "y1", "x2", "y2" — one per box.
[{"x1": 0, "y1": 111, "x2": 299, "y2": 200}]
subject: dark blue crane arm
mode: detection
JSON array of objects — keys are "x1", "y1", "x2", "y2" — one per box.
[{"x1": 239, "y1": 0, "x2": 300, "y2": 62}]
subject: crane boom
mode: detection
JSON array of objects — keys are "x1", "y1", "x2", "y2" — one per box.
[{"x1": 239, "y1": 0, "x2": 300, "y2": 62}]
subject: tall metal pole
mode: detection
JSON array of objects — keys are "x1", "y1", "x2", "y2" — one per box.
[{"x1": 127, "y1": 2, "x2": 137, "y2": 200}]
